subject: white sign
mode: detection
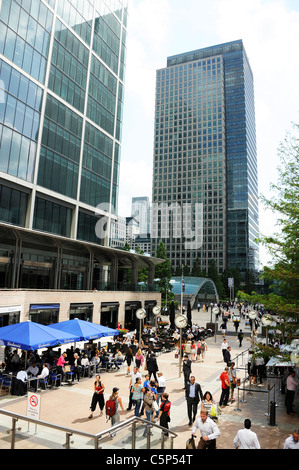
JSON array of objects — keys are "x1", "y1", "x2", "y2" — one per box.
[{"x1": 27, "y1": 392, "x2": 41, "y2": 420}]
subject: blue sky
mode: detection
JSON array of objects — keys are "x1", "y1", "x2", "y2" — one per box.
[{"x1": 119, "y1": 0, "x2": 299, "y2": 265}]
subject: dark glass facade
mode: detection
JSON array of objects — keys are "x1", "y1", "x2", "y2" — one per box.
[
  {"x1": 0, "y1": 0, "x2": 128, "y2": 243},
  {"x1": 152, "y1": 40, "x2": 259, "y2": 276}
]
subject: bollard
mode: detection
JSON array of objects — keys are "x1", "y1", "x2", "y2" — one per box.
[{"x1": 269, "y1": 401, "x2": 276, "y2": 426}]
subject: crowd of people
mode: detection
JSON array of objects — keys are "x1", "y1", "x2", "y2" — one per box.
[{"x1": 0, "y1": 302, "x2": 298, "y2": 449}]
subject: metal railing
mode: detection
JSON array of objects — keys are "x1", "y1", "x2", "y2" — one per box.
[{"x1": 0, "y1": 409, "x2": 177, "y2": 450}]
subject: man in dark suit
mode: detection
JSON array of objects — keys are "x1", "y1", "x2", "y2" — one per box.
[
  {"x1": 185, "y1": 375, "x2": 203, "y2": 426},
  {"x1": 223, "y1": 346, "x2": 232, "y2": 366},
  {"x1": 182, "y1": 354, "x2": 192, "y2": 389},
  {"x1": 147, "y1": 353, "x2": 159, "y2": 382}
]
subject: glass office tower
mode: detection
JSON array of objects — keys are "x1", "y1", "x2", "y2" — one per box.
[
  {"x1": 0, "y1": 0, "x2": 127, "y2": 241},
  {"x1": 152, "y1": 40, "x2": 259, "y2": 277},
  {"x1": 0, "y1": 0, "x2": 130, "y2": 290}
]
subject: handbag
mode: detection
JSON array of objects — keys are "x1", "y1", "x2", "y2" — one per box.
[
  {"x1": 153, "y1": 400, "x2": 159, "y2": 412},
  {"x1": 210, "y1": 404, "x2": 217, "y2": 417},
  {"x1": 174, "y1": 353, "x2": 178, "y2": 359},
  {"x1": 186, "y1": 437, "x2": 196, "y2": 449}
]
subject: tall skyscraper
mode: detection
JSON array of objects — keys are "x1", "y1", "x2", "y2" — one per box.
[
  {"x1": 0, "y1": 0, "x2": 161, "y2": 328},
  {"x1": 151, "y1": 40, "x2": 259, "y2": 277}
]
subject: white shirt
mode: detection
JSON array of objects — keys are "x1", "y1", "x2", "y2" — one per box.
[
  {"x1": 157, "y1": 375, "x2": 166, "y2": 388},
  {"x1": 283, "y1": 436, "x2": 299, "y2": 449},
  {"x1": 38, "y1": 366, "x2": 49, "y2": 379},
  {"x1": 130, "y1": 370, "x2": 142, "y2": 386},
  {"x1": 234, "y1": 428, "x2": 261, "y2": 449},
  {"x1": 286, "y1": 375, "x2": 299, "y2": 391},
  {"x1": 192, "y1": 417, "x2": 220, "y2": 441},
  {"x1": 16, "y1": 370, "x2": 28, "y2": 382}
]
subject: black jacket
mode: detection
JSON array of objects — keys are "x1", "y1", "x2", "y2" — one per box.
[
  {"x1": 147, "y1": 355, "x2": 158, "y2": 372},
  {"x1": 185, "y1": 382, "x2": 203, "y2": 403}
]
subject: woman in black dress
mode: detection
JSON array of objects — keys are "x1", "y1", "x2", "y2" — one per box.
[
  {"x1": 157, "y1": 392, "x2": 171, "y2": 437},
  {"x1": 125, "y1": 347, "x2": 133, "y2": 375},
  {"x1": 89, "y1": 375, "x2": 105, "y2": 419}
]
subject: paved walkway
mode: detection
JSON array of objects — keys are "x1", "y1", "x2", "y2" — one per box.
[{"x1": 0, "y1": 308, "x2": 297, "y2": 450}]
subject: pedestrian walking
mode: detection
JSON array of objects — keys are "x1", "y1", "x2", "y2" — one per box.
[
  {"x1": 255, "y1": 355, "x2": 265, "y2": 384},
  {"x1": 191, "y1": 341, "x2": 196, "y2": 362},
  {"x1": 127, "y1": 366, "x2": 142, "y2": 411},
  {"x1": 157, "y1": 392, "x2": 171, "y2": 437},
  {"x1": 283, "y1": 429, "x2": 299, "y2": 449},
  {"x1": 234, "y1": 419, "x2": 261, "y2": 449},
  {"x1": 147, "y1": 353, "x2": 159, "y2": 382},
  {"x1": 156, "y1": 371, "x2": 166, "y2": 411},
  {"x1": 191, "y1": 409, "x2": 220, "y2": 449},
  {"x1": 200, "y1": 339, "x2": 207, "y2": 361},
  {"x1": 182, "y1": 354, "x2": 192, "y2": 389},
  {"x1": 125, "y1": 346, "x2": 133, "y2": 375},
  {"x1": 228, "y1": 362, "x2": 237, "y2": 401},
  {"x1": 221, "y1": 338, "x2": 228, "y2": 360},
  {"x1": 185, "y1": 375, "x2": 203, "y2": 426},
  {"x1": 201, "y1": 391, "x2": 218, "y2": 421},
  {"x1": 108, "y1": 387, "x2": 124, "y2": 429},
  {"x1": 223, "y1": 346, "x2": 232, "y2": 366},
  {"x1": 89, "y1": 375, "x2": 105, "y2": 419},
  {"x1": 238, "y1": 329, "x2": 244, "y2": 347},
  {"x1": 142, "y1": 387, "x2": 155, "y2": 436},
  {"x1": 196, "y1": 340, "x2": 202, "y2": 361},
  {"x1": 285, "y1": 370, "x2": 299, "y2": 415},
  {"x1": 135, "y1": 348, "x2": 144, "y2": 369},
  {"x1": 219, "y1": 367, "x2": 230, "y2": 407},
  {"x1": 132, "y1": 376, "x2": 144, "y2": 417}
]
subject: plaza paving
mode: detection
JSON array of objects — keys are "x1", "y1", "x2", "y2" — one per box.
[{"x1": 0, "y1": 308, "x2": 297, "y2": 450}]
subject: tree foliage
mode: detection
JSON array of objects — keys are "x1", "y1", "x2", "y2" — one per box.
[
  {"x1": 238, "y1": 123, "x2": 299, "y2": 344},
  {"x1": 155, "y1": 240, "x2": 173, "y2": 299}
]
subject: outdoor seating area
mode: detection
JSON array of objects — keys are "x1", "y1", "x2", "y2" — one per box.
[{"x1": 0, "y1": 316, "x2": 216, "y2": 399}]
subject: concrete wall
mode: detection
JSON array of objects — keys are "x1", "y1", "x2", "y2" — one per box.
[{"x1": 0, "y1": 290, "x2": 161, "y2": 325}]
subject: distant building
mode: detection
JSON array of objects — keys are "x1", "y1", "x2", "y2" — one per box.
[
  {"x1": 132, "y1": 233, "x2": 151, "y2": 254},
  {"x1": 125, "y1": 216, "x2": 140, "y2": 247},
  {"x1": 131, "y1": 196, "x2": 151, "y2": 235}
]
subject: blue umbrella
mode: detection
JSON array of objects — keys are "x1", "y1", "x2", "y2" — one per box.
[
  {"x1": 50, "y1": 318, "x2": 119, "y2": 341},
  {"x1": 0, "y1": 321, "x2": 80, "y2": 351}
]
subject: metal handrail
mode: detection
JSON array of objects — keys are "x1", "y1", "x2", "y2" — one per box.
[{"x1": 0, "y1": 408, "x2": 177, "y2": 449}]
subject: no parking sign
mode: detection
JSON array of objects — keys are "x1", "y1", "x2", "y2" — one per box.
[{"x1": 27, "y1": 392, "x2": 41, "y2": 420}]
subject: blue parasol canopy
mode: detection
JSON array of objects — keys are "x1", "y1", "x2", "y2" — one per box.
[
  {"x1": 0, "y1": 321, "x2": 80, "y2": 351},
  {"x1": 49, "y1": 318, "x2": 119, "y2": 341}
]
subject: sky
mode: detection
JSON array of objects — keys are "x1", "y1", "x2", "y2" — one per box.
[{"x1": 118, "y1": 0, "x2": 299, "y2": 266}]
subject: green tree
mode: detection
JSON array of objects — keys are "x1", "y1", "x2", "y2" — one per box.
[
  {"x1": 190, "y1": 257, "x2": 207, "y2": 277},
  {"x1": 238, "y1": 123, "x2": 299, "y2": 346},
  {"x1": 155, "y1": 241, "x2": 173, "y2": 300},
  {"x1": 207, "y1": 259, "x2": 224, "y2": 299}
]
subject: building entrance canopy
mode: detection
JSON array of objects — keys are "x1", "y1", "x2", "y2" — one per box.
[{"x1": 170, "y1": 277, "x2": 219, "y2": 308}]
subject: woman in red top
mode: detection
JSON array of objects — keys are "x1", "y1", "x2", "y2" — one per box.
[
  {"x1": 158, "y1": 392, "x2": 171, "y2": 436},
  {"x1": 89, "y1": 375, "x2": 105, "y2": 418}
]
